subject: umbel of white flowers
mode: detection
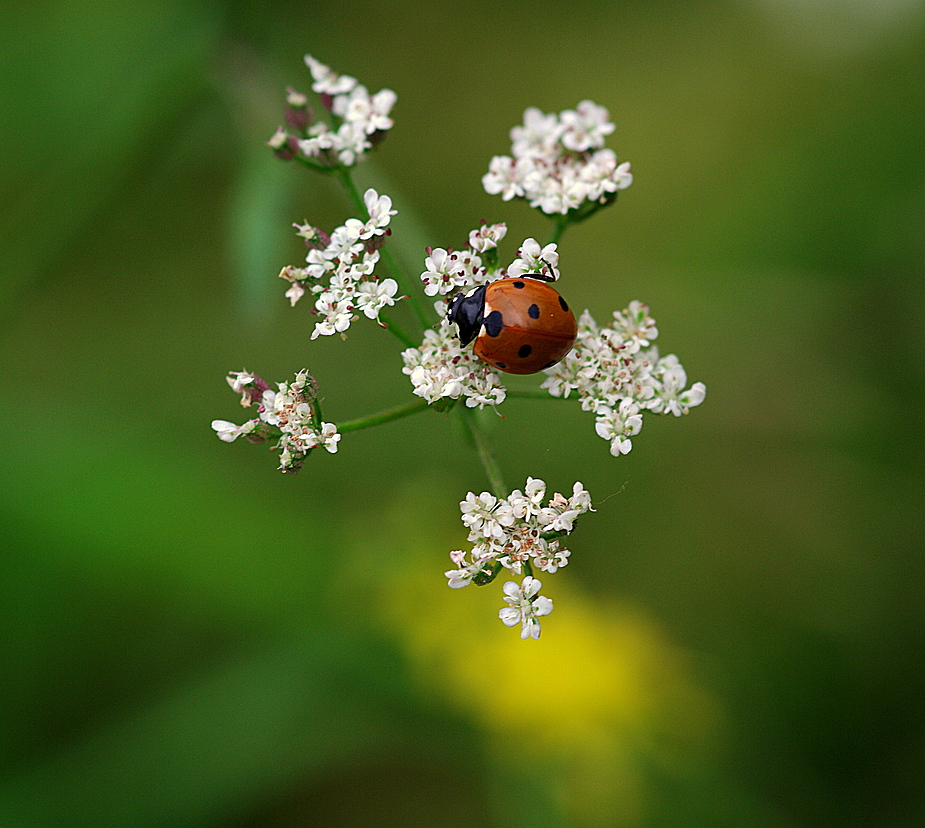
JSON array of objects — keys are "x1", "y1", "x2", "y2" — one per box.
[
  {"x1": 447, "y1": 478, "x2": 594, "y2": 640},
  {"x1": 211, "y1": 54, "x2": 706, "y2": 638}
]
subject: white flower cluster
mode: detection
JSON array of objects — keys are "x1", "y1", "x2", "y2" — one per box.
[
  {"x1": 401, "y1": 314, "x2": 506, "y2": 409},
  {"x1": 275, "y1": 55, "x2": 397, "y2": 167},
  {"x1": 542, "y1": 301, "x2": 706, "y2": 456},
  {"x1": 211, "y1": 370, "x2": 340, "y2": 473},
  {"x1": 420, "y1": 247, "x2": 491, "y2": 298},
  {"x1": 483, "y1": 101, "x2": 633, "y2": 215},
  {"x1": 279, "y1": 188, "x2": 398, "y2": 340},
  {"x1": 446, "y1": 478, "x2": 593, "y2": 639},
  {"x1": 420, "y1": 222, "x2": 531, "y2": 298}
]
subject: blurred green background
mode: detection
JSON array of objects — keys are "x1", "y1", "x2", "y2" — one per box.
[{"x1": 2, "y1": 1, "x2": 923, "y2": 826}]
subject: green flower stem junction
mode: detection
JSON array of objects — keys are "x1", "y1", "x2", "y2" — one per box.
[{"x1": 328, "y1": 161, "x2": 583, "y2": 497}]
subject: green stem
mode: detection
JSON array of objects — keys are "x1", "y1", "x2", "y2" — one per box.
[
  {"x1": 294, "y1": 157, "x2": 338, "y2": 175},
  {"x1": 311, "y1": 397, "x2": 324, "y2": 428},
  {"x1": 546, "y1": 193, "x2": 618, "y2": 247},
  {"x1": 377, "y1": 312, "x2": 416, "y2": 348},
  {"x1": 336, "y1": 164, "x2": 373, "y2": 218},
  {"x1": 379, "y1": 243, "x2": 432, "y2": 331},
  {"x1": 337, "y1": 399, "x2": 429, "y2": 433},
  {"x1": 335, "y1": 167, "x2": 431, "y2": 333},
  {"x1": 460, "y1": 408, "x2": 509, "y2": 498},
  {"x1": 547, "y1": 216, "x2": 569, "y2": 247}
]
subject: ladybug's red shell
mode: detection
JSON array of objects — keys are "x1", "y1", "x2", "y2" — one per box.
[{"x1": 473, "y1": 278, "x2": 577, "y2": 374}]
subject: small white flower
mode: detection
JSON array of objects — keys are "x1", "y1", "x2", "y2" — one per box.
[
  {"x1": 559, "y1": 100, "x2": 615, "y2": 152},
  {"x1": 460, "y1": 491, "x2": 499, "y2": 533},
  {"x1": 507, "y1": 239, "x2": 559, "y2": 280},
  {"x1": 482, "y1": 156, "x2": 524, "y2": 201},
  {"x1": 334, "y1": 83, "x2": 371, "y2": 120},
  {"x1": 311, "y1": 293, "x2": 354, "y2": 340},
  {"x1": 498, "y1": 577, "x2": 553, "y2": 639},
  {"x1": 612, "y1": 300, "x2": 658, "y2": 352},
  {"x1": 534, "y1": 546, "x2": 570, "y2": 574},
  {"x1": 510, "y1": 106, "x2": 562, "y2": 158},
  {"x1": 325, "y1": 223, "x2": 364, "y2": 261},
  {"x1": 446, "y1": 546, "x2": 498, "y2": 589},
  {"x1": 284, "y1": 281, "x2": 305, "y2": 306},
  {"x1": 225, "y1": 371, "x2": 270, "y2": 407},
  {"x1": 297, "y1": 133, "x2": 332, "y2": 161},
  {"x1": 211, "y1": 419, "x2": 258, "y2": 442},
  {"x1": 355, "y1": 278, "x2": 398, "y2": 319},
  {"x1": 569, "y1": 481, "x2": 593, "y2": 513},
  {"x1": 319, "y1": 422, "x2": 341, "y2": 453},
  {"x1": 468, "y1": 222, "x2": 507, "y2": 252},
  {"x1": 648, "y1": 355, "x2": 706, "y2": 416},
  {"x1": 594, "y1": 400, "x2": 643, "y2": 456},
  {"x1": 304, "y1": 55, "x2": 357, "y2": 96},
  {"x1": 226, "y1": 372, "x2": 254, "y2": 396},
  {"x1": 361, "y1": 189, "x2": 396, "y2": 237},
  {"x1": 525, "y1": 476, "x2": 546, "y2": 507},
  {"x1": 420, "y1": 248, "x2": 476, "y2": 297},
  {"x1": 303, "y1": 248, "x2": 335, "y2": 281},
  {"x1": 331, "y1": 85, "x2": 396, "y2": 135},
  {"x1": 365, "y1": 88, "x2": 397, "y2": 133},
  {"x1": 543, "y1": 508, "x2": 584, "y2": 534}
]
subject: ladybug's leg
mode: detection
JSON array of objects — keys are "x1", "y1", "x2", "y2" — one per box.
[{"x1": 527, "y1": 257, "x2": 558, "y2": 282}]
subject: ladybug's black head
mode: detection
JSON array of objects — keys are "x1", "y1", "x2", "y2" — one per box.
[{"x1": 446, "y1": 286, "x2": 487, "y2": 346}]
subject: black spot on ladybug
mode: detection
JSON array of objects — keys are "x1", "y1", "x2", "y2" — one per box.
[
  {"x1": 495, "y1": 362, "x2": 507, "y2": 369},
  {"x1": 518, "y1": 344, "x2": 533, "y2": 359},
  {"x1": 484, "y1": 310, "x2": 504, "y2": 337},
  {"x1": 528, "y1": 303, "x2": 540, "y2": 319},
  {"x1": 513, "y1": 281, "x2": 526, "y2": 289},
  {"x1": 558, "y1": 296, "x2": 569, "y2": 312},
  {"x1": 543, "y1": 360, "x2": 557, "y2": 369}
]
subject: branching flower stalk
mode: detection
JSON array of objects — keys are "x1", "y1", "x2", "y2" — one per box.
[{"x1": 213, "y1": 55, "x2": 706, "y2": 638}]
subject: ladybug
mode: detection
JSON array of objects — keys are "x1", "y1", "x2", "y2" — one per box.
[{"x1": 447, "y1": 274, "x2": 578, "y2": 374}]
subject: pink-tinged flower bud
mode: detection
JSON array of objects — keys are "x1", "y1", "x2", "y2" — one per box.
[
  {"x1": 268, "y1": 128, "x2": 299, "y2": 161},
  {"x1": 267, "y1": 127, "x2": 289, "y2": 150},
  {"x1": 285, "y1": 105, "x2": 310, "y2": 132},
  {"x1": 365, "y1": 229, "x2": 390, "y2": 252},
  {"x1": 226, "y1": 371, "x2": 270, "y2": 406}
]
